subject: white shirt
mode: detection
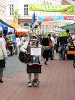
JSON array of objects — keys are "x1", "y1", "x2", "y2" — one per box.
[
  {"x1": 16, "y1": 38, "x2": 21, "y2": 46},
  {"x1": 51, "y1": 37, "x2": 56, "y2": 46}
]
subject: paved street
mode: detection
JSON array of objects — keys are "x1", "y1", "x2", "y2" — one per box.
[
  {"x1": 0, "y1": 54, "x2": 75, "y2": 100},
  {"x1": 3, "y1": 55, "x2": 26, "y2": 78}
]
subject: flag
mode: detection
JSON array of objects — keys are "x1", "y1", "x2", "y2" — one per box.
[
  {"x1": 38, "y1": 22, "x2": 41, "y2": 26},
  {"x1": 13, "y1": 9, "x2": 19, "y2": 24},
  {"x1": 32, "y1": 12, "x2": 35, "y2": 24}
]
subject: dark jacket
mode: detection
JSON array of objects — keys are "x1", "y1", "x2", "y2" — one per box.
[{"x1": 42, "y1": 38, "x2": 49, "y2": 46}]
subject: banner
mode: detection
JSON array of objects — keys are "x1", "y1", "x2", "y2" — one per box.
[
  {"x1": 13, "y1": 9, "x2": 19, "y2": 24},
  {"x1": 64, "y1": 16, "x2": 74, "y2": 20},
  {"x1": 29, "y1": 4, "x2": 74, "y2": 14},
  {"x1": 38, "y1": 16, "x2": 64, "y2": 21}
]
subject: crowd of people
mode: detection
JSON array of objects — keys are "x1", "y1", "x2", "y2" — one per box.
[{"x1": 0, "y1": 29, "x2": 75, "y2": 86}]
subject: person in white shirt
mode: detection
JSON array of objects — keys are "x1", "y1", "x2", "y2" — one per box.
[
  {"x1": 0, "y1": 31, "x2": 7, "y2": 83},
  {"x1": 15, "y1": 35, "x2": 21, "y2": 55},
  {"x1": 51, "y1": 34, "x2": 56, "y2": 59}
]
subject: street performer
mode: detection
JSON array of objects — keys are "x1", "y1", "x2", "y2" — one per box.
[{"x1": 19, "y1": 34, "x2": 42, "y2": 87}]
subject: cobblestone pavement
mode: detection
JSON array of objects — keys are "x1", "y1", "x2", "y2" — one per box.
[{"x1": 0, "y1": 56, "x2": 75, "y2": 100}]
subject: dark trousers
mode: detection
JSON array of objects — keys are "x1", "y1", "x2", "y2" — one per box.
[
  {"x1": 8, "y1": 46, "x2": 13, "y2": 56},
  {"x1": 0, "y1": 68, "x2": 3, "y2": 79},
  {"x1": 48, "y1": 48, "x2": 53, "y2": 59}
]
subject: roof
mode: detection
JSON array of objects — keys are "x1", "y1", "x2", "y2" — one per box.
[{"x1": 0, "y1": 19, "x2": 14, "y2": 29}]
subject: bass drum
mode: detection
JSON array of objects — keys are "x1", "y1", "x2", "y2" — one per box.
[{"x1": 19, "y1": 51, "x2": 31, "y2": 63}]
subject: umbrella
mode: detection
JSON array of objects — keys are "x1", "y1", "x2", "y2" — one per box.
[
  {"x1": 61, "y1": 23, "x2": 75, "y2": 30},
  {"x1": 11, "y1": 23, "x2": 30, "y2": 35}
]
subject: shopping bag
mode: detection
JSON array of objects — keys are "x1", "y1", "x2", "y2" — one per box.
[{"x1": 58, "y1": 46, "x2": 62, "y2": 52}]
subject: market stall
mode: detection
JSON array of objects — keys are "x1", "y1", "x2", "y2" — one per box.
[
  {"x1": 66, "y1": 46, "x2": 75, "y2": 59},
  {"x1": 61, "y1": 23, "x2": 75, "y2": 60},
  {"x1": 11, "y1": 23, "x2": 29, "y2": 36}
]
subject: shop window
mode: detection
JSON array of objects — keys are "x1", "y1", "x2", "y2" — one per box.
[
  {"x1": 10, "y1": 4, "x2": 14, "y2": 15},
  {"x1": 24, "y1": 5, "x2": 28, "y2": 15}
]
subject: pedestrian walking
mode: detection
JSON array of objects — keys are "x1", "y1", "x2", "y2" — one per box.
[
  {"x1": 15, "y1": 34, "x2": 21, "y2": 55},
  {"x1": 41, "y1": 34, "x2": 50, "y2": 65},
  {"x1": 58, "y1": 29, "x2": 71, "y2": 60},
  {"x1": 6, "y1": 35, "x2": 13, "y2": 56},
  {"x1": 0, "y1": 31, "x2": 7, "y2": 83},
  {"x1": 48, "y1": 34, "x2": 54, "y2": 60}
]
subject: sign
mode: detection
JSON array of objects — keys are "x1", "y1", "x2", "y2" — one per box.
[
  {"x1": 38, "y1": 16, "x2": 64, "y2": 21},
  {"x1": 64, "y1": 16, "x2": 74, "y2": 20},
  {"x1": 31, "y1": 48, "x2": 41, "y2": 56},
  {"x1": 13, "y1": 9, "x2": 19, "y2": 24},
  {"x1": 29, "y1": 4, "x2": 74, "y2": 14}
]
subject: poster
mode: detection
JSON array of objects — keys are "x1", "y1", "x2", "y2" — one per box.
[{"x1": 31, "y1": 48, "x2": 41, "y2": 56}]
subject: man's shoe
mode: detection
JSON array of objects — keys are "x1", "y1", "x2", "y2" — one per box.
[
  {"x1": 28, "y1": 82, "x2": 32, "y2": 87},
  {"x1": 44, "y1": 61, "x2": 47, "y2": 65},
  {"x1": 32, "y1": 79, "x2": 39, "y2": 87},
  {"x1": 51, "y1": 58, "x2": 54, "y2": 60},
  {"x1": 0, "y1": 79, "x2": 3, "y2": 83}
]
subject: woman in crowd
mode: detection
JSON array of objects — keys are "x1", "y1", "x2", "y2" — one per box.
[
  {"x1": 6, "y1": 35, "x2": 13, "y2": 56},
  {"x1": 41, "y1": 34, "x2": 50, "y2": 65},
  {"x1": 0, "y1": 31, "x2": 7, "y2": 83}
]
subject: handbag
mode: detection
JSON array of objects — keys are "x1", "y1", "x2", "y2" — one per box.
[
  {"x1": 66, "y1": 45, "x2": 69, "y2": 51},
  {"x1": 49, "y1": 41, "x2": 53, "y2": 48},
  {"x1": 58, "y1": 46, "x2": 62, "y2": 52},
  {"x1": 48, "y1": 39, "x2": 53, "y2": 48},
  {"x1": 0, "y1": 59, "x2": 5, "y2": 68}
]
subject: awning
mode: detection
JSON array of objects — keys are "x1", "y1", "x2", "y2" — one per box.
[
  {"x1": 11, "y1": 23, "x2": 29, "y2": 34},
  {"x1": 11, "y1": 23, "x2": 23, "y2": 29},
  {"x1": 0, "y1": 22, "x2": 8, "y2": 36},
  {"x1": 0, "y1": 19, "x2": 15, "y2": 36},
  {"x1": 61, "y1": 23, "x2": 75, "y2": 30}
]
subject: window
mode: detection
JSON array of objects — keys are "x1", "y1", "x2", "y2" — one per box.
[
  {"x1": 10, "y1": 4, "x2": 14, "y2": 15},
  {"x1": 24, "y1": 5, "x2": 28, "y2": 15}
]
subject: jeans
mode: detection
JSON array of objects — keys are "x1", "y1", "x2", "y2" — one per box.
[{"x1": 61, "y1": 44, "x2": 66, "y2": 60}]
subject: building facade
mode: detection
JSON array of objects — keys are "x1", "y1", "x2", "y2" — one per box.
[
  {"x1": 6, "y1": 0, "x2": 74, "y2": 34},
  {"x1": 0, "y1": 0, "x2": 6, "y2": 21}
]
